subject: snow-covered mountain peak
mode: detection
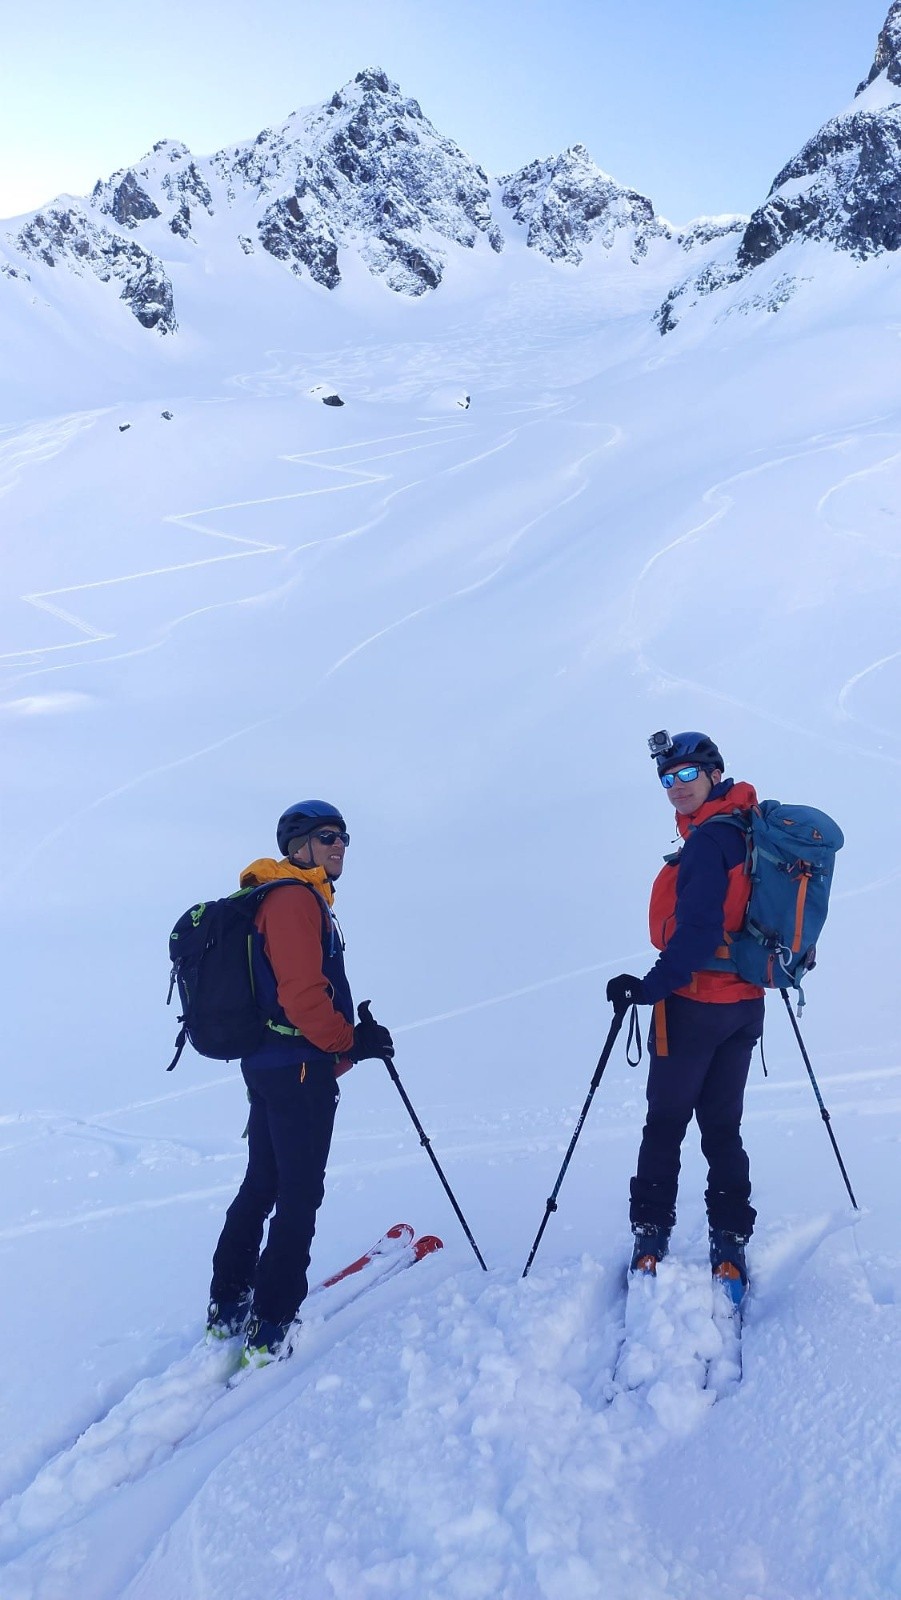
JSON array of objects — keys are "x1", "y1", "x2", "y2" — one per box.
[
  {"x1": 499, "y1": 143, "x2": 670, "y2": 265},
  {"x1": 655, "y1": 2, "x2": 901, "y2": 333},
  {"x1": 857, "y1": 0, "x2": 901, "y2": 94}
]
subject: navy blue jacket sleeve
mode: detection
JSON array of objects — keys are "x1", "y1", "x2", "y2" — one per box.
[{"x1": 640, "y1": 823, "x2": 744, "y2": 1003}]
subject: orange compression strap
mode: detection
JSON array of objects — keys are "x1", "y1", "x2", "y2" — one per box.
[
  {"x1": 792, "y1": 872, "x2": 810, "y2": 953},
  {"x1": 654, "y1": 1000, "x2": 669, "y2": 1058}
]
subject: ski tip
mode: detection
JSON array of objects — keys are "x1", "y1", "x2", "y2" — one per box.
[
  {"x1": 387, "y1": 1223, "x2": 415, "y2": 1241},
  {"x1": 413, "y1": 1234, "x2": 444, "y2": 1258}
]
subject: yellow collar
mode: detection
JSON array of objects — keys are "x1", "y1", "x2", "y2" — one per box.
[{"x1": 239, "y1": 857, "x2": 335, "y2": 906}]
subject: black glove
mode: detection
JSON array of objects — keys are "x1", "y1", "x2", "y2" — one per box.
[
  {"x1": 350, "y1": 1000, "x2": 395, "y2": 1062},
  {"x1": 605, "y1": 974, "x2": 647, "y2": 1013}
]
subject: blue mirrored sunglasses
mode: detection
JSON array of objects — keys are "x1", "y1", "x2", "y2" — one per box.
[
  {"x1": 312, "y1": 828, "x2": 350, "y2": 846},
  {"x1": 660, "y1": 765, "x2": 702, "y2": 789}
]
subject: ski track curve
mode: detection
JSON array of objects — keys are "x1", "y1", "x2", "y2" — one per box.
[
  {"x1": 5, "y1": 408, "x2": 619, "y2": 877},
  {"x1": 617, "y1": 417, "x2": 901, "y2": 774},
  {"x1": 0, "y1": 418, "x2": 471, "y2": 669}
]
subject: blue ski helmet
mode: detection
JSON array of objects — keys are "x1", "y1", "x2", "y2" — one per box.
[
  {"x1": 277, "y1": 799, "x2": 347, "y2": 857},
  {"x1": 649, "y1": 730, "x2": 724, "y2": 774}
]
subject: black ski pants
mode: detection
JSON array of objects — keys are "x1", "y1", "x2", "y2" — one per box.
[
  {"x1": 210, "y1": 1059, "x2": 339, "y2": 1327},
  {"x1": 629, "y1": 994, "x2": 764, "y2": 1238}
]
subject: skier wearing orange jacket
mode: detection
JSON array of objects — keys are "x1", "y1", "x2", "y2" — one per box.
[
  {"x1": 606, "y1": 733, "x2": 764, "y2": 1294},
  {"x1": 206, "y1": 800, "x2": 394, "y2": 1369}
]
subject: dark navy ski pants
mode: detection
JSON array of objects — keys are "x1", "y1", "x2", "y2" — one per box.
[
  {"x1": 630, "y1": 994, "x2": 764, "y2": 1237},
  {"x1": 210, "y1": 1060, "x2": 339, "y2": 1326}
]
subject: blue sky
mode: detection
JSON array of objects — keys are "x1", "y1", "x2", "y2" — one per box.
[{"x1": 0, "y1": 1, "x2": 888, "y2": 222}]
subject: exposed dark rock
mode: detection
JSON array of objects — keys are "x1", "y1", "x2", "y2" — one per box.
[
  {"x1": 257, "y1": 195, "x2": 340, "y2": 288},
  {"x1": 119, "y1": 423, "x2": 131, "y2": 431},
  {"x1": 857, "y1": 1, "x2": 901, "y2": 94},
  {"x1": 170, "y1": 201, "x2": 191, "y2": 238},
  {"x1": 13, "y1": 206, "x2": 176, "y2": 332},
  {"x1": 678, "y1": 217, "x2": 746, "y2": 252},
  {"x1": 321, "y1": 394, "x2": 344, "y2": 406},
  {"x1": 737, "y1": 108, "x2": 901, "y2": 267},
  {"x1": 653, "y1": 258, "x2": 744, "y2": 335},
  {"x1": 111, "y1": 172, "x2": 161, "y2": 228},
  {"x1": 161, "y1": 410, "x2": 174, "y2": 419},
  {"x1": 500, "y1": 145, "x2": 669, "y2": 265}
]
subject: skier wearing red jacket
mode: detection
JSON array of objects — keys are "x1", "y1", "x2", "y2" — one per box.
[
  {"x1": 206, "y1": 800, "x2": 394, "y2": 1368},
  {"x1": 606, "y1": 733, "x2": 764, "y2": 1295}
]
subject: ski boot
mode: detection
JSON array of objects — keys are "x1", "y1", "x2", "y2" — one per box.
[
  {"x1": 629, "y1": 1224, "x2": 671, "y2": 1276},
  {"x1": 709, "y1": 1228, "x2": 749, "y2": 1308},
  {"x1": 206, "y1": 1292, "x2": 252, "y2": 1341},
  {"x1": 238, "y1": 1315, "x2": 295, "y2": 1372}
]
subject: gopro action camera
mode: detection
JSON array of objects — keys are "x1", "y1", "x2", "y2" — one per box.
[{"x1": 647, "y1": 730, "x2": 674, "y2": 761}]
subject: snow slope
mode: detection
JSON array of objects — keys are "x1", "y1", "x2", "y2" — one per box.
[{"x1": 2, "y1": 159, "x2": 901, "y2": 1600}]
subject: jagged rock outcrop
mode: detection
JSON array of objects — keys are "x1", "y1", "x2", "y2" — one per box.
[
  {"x1": 5, "y1": 66, "x2": 512, "y2": 319},
  {"x1": 499, "y1": 145, "x2": 670, "y2": 264},
  {"x1": 677, "y1": 216, "x2": 746, "y2": 253},
  {"x1": 857, "y1": 0, "x2": 901, "y2": 93},
  {"x1": 12, "y1": 205, "x2": 176, "y2": 331},
  {"x1": 655, "y1": 2, "x2": 901, "y2": 332},
  {"x1": 737, "y1": 108, "x2": 901, "y2": 267},
  {"x1": 738, "y1": 3, "x2": 901, "y2": 267},
  {"x1": 238, "y1": 67, "x2": 504, "y2": 294}
]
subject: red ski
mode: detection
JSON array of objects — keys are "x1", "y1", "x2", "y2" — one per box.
[{"x1": 316, "y1": 1223, "x2": 415, "y2": 1289}]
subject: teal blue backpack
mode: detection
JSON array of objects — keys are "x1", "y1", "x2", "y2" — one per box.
[{"x1": 705, "y1": 801, "x2": 844, "y2": 1006}]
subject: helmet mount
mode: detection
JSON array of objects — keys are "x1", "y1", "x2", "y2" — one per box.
[{"x1": 648, "y1": 730, "x2": 724, "y2": 774}]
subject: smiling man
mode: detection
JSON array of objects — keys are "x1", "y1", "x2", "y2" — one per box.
[
  {"x1": 606, "y1": 733, "x2": 764, "y2": 1299},
  {"x1": 206, "y1": 799, "x2": 394, "y2": 1368}
]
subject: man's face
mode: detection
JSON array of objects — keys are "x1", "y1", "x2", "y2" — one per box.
[
  {"x1": 661, "y1": 763, "x2": 722, "y2": 817},
  {"x1": 293, "y1": 828, "x2": 348, "y2": 879}
]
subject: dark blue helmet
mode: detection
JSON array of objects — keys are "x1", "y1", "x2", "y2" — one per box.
[
  {"x1": 277, "y1": 799, "x2": 347, "y2": 857},
  {"x1": 648, "y1": 730, "x2": 724, "y2": 774}
]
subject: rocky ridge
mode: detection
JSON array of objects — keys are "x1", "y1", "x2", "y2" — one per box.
[
  {"x1": 7, "y1": 7, "x2": 901, "y2": 343},
  {"x1": 498, "y1": 145, "x2": 672, "y2": 265},
  {"x1": 655, "y1": 2, "x2": 901, "y2": 332},
  {"x1": 3, "y1": 67, "x2": 676, "y2": 332}
]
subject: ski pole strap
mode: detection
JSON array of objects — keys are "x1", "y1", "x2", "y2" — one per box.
[{"x1": 626, "y1": 1005, "x2": 643, "y2": 1067}]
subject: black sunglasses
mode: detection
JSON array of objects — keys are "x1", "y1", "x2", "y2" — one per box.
[
  {"x1": 660, "y1": 765, "x2": 702, "y2": 788},
  {"x1": 311, "y1": 828, "x2": 350, "y2": 846}
]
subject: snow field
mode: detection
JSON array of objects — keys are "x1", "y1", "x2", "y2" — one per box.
[{"x1": 2, "y1": 236, "x2": 901, "y2": 1597}]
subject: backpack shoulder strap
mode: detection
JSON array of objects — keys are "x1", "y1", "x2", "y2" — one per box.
[{"x1": 241, "y1": 877, "x2": 335, "y2": 952}]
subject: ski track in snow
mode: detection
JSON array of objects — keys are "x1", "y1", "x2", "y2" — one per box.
[
  {"x1": 618, "y1": 416, "x2": 901, "y2": 773},
  {"x1": 0, "y1": 1215, "x2": 888, "y2": 1600},
  {"x1": 1, "y1": 418, "x2": 471, "y2": 666},
  {"x1": 4, "y1": 398, "x2": 622, "y2": 879}
]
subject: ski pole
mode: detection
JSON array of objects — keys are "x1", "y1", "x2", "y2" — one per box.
[
  {"x1": 369, "y1": 1011, "x2": 487, "y2": 1271},
  {"x1": 522, "y1": 1007, "x2": 626, "y2": 1278},
  {"x1": 780, "y1": 989, "x2": 859, "y2": 1210}
]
